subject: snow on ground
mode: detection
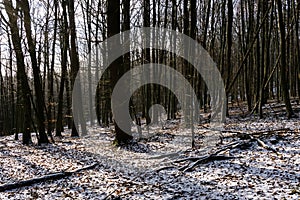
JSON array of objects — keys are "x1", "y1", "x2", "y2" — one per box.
[{"x1": 0, "y1": 113, "x2": 299, "y2": 199}]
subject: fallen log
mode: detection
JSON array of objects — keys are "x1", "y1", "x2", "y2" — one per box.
[{"x1": 0, "y1": 162, "x2": 98, "y2": 192}]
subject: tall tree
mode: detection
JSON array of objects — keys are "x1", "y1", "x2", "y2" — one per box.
[
  {"x1": 19, "y1": 0, "x2": 50, "y2": 144},
  {"x1": 68, "y1": 0, "x2": 87, "y2": 136},
  {"x1": 47, "y1": 0, "x2": 58, "y2": 136},
  {"x1": 4, "y1": 0, "x2": 32, "y2": 144},
  {"x1": 225, "y1": 0, "x2": 233, "y2": 105},
  {"x1": 108, "y1": 0, "x2": 133, "y2": 144},
  {"x1": 276, "y1": 0, "x2": 294, "y2": 118},
  {"x1": 143, "y1": 0, "x2": 151, "y2": 125},
  {"x1": 56, "y1": 0, "x2": 69, "y2": 137},
  {"x1": 82, "y1": 0, "x2": 94, "y2": 126}
]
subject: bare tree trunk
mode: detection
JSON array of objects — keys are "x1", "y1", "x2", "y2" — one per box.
[
  {"x1": 82, "y1": 0, "x2": 94, "y2": 126},
  {"x1": 225, "y1": 0, "x2": 233, "y2": 116},
  {"x1": 5, "y1": 28, "x2": 16, "y2": 139},
  {"x1": 276, "y1": 0, "x2": 294, "y2": 118},
  {"x1": 143, "y1": 0, "x2": 151, "y2": 125},
  {"x1": 56, "y1": 0, "x2": 69, "y2": 137},
  {"x1": 20, "y1": 0, "x2": 49, "y2": 144},
  {"x1": 190, "y1": 0, "x2": 197, "y2": 148},
  {"x1": 108, "y1": 0, "x2": 133, "y2": 144},
  {"x1": 4, "y1": 0, "x2": 32, "y2": 145},
  {"x1": 68, "y1": 0, "x2": 87, "y2": 136},
  {"x1": 48, "y1": 0, "x2": 58, "y2": 136}
]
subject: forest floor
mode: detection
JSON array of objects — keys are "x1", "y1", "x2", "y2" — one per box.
[{"x1": 0, "y1": 101, "x2": 299, "y2": 199}]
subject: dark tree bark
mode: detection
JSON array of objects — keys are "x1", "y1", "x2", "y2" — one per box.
[
  {"x1": 183, "y1": 0, "x2": 190, "y2": 126},
  {"x1": 276, "y1": 0, "x2": 294, "y2": 118},
  {"x1": 82, "y1": 0, "x2": 94, "y2": 126},
  {"x1": 19, "y1": 0, "x2": 49, "y2": 144},
  {"x1": 56, "y1": 0, "x2": 69, "y2": 137},
  {"x1": 143, "y1": 0, "x2": 151, "y2": 125},
  {"x1": 168, "y1": 0, "x2": 177, "y2": 120},
  {"x1": 5, "y1": 27, "x2": 16, "y2": 139},
  {"x1": 108, "y1": 0, "x2": 133, "y2": 144},
  {"x1": 122, "y1": 0, "x2": 130, "y2": 74},
  {"x1": 258, "y1": 0, "x2": 271, "y2": 118},
  {"x1": 68, "y1": 0, "x2": 87, "y2": 136},
  {"x1": 47, "y1": 0, "x2": 58, "y2": 136},
  {"x1": 4, "y1": 0, "x2": 32, "y2": 145},
  {"x1": 94, "y1": 0, "x2": 101, "y2": 126},
  {"x1": 226, "y1": 0, "x2": 233, "y2": 86},
  {"x1": 65, "y1": 71, "x2": 72, "y2": 129}
]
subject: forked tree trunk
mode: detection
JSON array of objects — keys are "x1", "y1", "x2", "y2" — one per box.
[
  {"x1": 4, "y1": 0, "x2": 32, "y2": 145},
  {"x1": 20, "y1": 0, "x2": 49, "y2": 144}
]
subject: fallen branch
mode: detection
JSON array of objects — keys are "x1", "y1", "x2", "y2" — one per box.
[
  {"x1": 173, "y1": 155, "x2": 209, "y2": 163},
  {"x1": 154, "y1": 166, "x2": 177, "y2": 172},
  {"x1": 181, "y1": 155, "x2": 237, "y2": 172},
  {"x1": 156, "y1": 141, "x2": 242, "y2": 172},
  {"x1": 223, "y1": 128, "x2": 291, "y2": 139},
  {"x1": 155, "y1": 134, "x2": 279, "y2": 173},
  {"x1": 255, "y1": 138, "x2": 278, "y2": 154},
  {"x1": 0, "y1": 162, "x2": 98, "y2": 192},
  {"x1": 232, "y1": 134, "x2": 278, "y2": 154},
  {"x1": 224, "y1": 132, "x2": 279, "y2": 154}
]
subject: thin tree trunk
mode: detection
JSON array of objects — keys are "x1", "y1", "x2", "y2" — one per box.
[
  {"x1": 143, "y1": 0, "x2": 151, "y2": 125},
  {"x1": 68, "y1": 0, "x2": 87, "y2": 136},
  {"x1": 47, "y1": 0, "x2": 58, "y2": 136},
  {"x1": 56, "y1": 0, "x2": 69, "y2": 137},
  {"x1": 225, "y1": 0, "x2": 233, "y2": 116},
  {"x1": 276, "y1": 0, "x2": 294, "y2": 118}
]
